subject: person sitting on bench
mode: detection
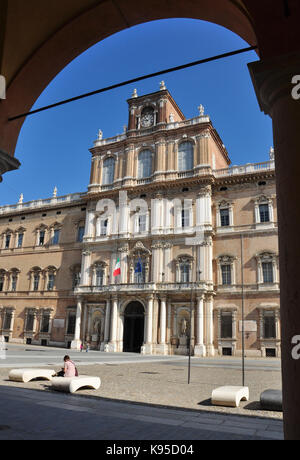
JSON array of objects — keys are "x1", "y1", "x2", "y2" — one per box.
[{"x1": 55, "y1": 355, "x2": 77, "y2": 377}]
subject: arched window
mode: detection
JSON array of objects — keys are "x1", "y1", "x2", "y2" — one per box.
[
  {"x1": 138, "y1": 150, "x2": 152, "y2": 178},
  {"x1": 178, "y1": 141, "x2": 193, "y2": 171},
  {"x1": 102, "y1": 157, "x2": 115, "y2": 185}
]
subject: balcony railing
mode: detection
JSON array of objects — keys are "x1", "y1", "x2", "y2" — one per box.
[
  {"x1": 0, "y1": 192, "x2": 85, "y2": 215},
  {"x1": 88, "y1": 160, "x2": 275, "y2": 195},
  {"x1": 92, "y1": 115, "x2": 210, "y2": 148},
  {"x1": 75, "y1": 281, "x2": 208, "y2": 294},
  {"x1": 213, "y1": 160, "x2": 275, "y2": 178}
]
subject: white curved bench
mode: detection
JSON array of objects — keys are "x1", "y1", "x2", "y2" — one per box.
[
  {"x1": 51, "y1": 376, "x2": 101, "y2": 394},
  {"x1": 211, "y1": 386, "x2": 249, "y2": 408},
  {"x1": 9, "y1": 368, "x2": 56, "y2": 383}
]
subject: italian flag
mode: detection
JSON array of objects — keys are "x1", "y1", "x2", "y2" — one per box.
[{"x1": 113, "y1": 257, "x2": 121, "y2": 277}]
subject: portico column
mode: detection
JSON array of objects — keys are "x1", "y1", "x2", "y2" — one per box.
[
  {"x1": 158, "y1": 297, "x2": 168, "y2": 355},
  {"x1": 167, "y1": 301, "x2": 172, "y2": 343},
  {"x1": 194, "y1": 295, "x2": 206, "y2": 357},
  {"x1": 249, "y1": 53, "x2": 300, "y2": 439},
  {"x1": 103, "y1": 299, "x2": 111, "y2": 351},
  {"x1": 71, "y1": 298, "x2": 83, "y2": 350},
  {"x1": 107, "y1": 296, "x2": 118, "y2": 352},
  {"x1": 142, "y1": 295, "x2": 153, "y2": 355},
  {"x1": 82, "y1": 303, "x2": 88, "y2": 343},
  {"x1": 205, "y1": 295, "x2": 215, "y2": 356}
]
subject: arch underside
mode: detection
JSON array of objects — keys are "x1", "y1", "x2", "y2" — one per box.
[{"x1": 0, "y1": 0, "x2": 259, "y2": 162}]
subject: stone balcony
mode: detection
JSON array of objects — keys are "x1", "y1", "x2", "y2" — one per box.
[
  {"x1": 88, "y1": 160, "x2": 275, "y2": 195},
  {"x1": 75, "y1": 281, "x2": 210, "y2": 296}
]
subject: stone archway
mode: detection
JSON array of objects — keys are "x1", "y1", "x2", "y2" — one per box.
[
  {"x1": 123, "y1": 301, "x2": 145, "y2": 353},
  {"x1": 0, "y1": 0, "x2": 258, "y2": 164},
  {"x1": 1, "y1": 0, "x2": 300, "y2": 439}
]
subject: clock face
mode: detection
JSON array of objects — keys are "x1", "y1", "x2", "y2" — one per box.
[{"x1": 141, "y1": 108, "x2": 154, "y2": 128}]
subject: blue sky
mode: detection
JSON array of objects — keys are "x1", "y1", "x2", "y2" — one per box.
[{"x1": 0, "y1": 18, "x2": 273, "y2": 206}]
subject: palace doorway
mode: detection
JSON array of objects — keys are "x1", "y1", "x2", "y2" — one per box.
[{"x1": 123, "y1": 302, "x2": 145, "y2": 353}]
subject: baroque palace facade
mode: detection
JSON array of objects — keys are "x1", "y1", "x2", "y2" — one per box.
[{"x1": 0, "y1": 84, "x2": 280, "y2": 357}]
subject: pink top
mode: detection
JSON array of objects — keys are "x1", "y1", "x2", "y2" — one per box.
[{"x1": 64, "y1": 360, "x2": 76, "y2": 377}]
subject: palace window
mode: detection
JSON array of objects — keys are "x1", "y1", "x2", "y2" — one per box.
[
  {"x1": 66, "y1": 312, "x2": 76, "y2": 335},
  {"x1": 52, "y1": 229, "x2": 60, "y2": 245},
  {"x1": 220, "y1": 208, "x2": 230, "y2": 227},
  {"x1": 0, "y1": 271, "x2": 6, "y2": 291},
  {"x1": 25, "y1": 312, "x2": 35, "y2": 332},
  {"x1": 129, "y1": 243, "x2": 151, "y2": 284},
  {"x1": 100, "y1": 219, "x2": 108, "y2": 236},
  {"x1": 217, "y1": 255, "x2": 236, "y2": 287},
  {"x1": 217, "y1": 201, "x2": 234, "y2": 229},
  {"x1": 11, "y1": 274, "x2": 17, "y2": 292},
  {"x1": 181, "y1": 209, "x2": 190, "y2": 228},
  {"x1": 256, "y1": 252, "x2": 278, "y2": 286},
  {"x1": 221, "y1": 264, "x2": 232, "y2": 285},
  {"x1": 47, "y1": 274, "x2": 55, "y2": 291},
  {"x1": 180, "y1": 263, "x2": 190, "y2": 283},
  {"x1": 45, "y1": 267, "x2": 57, "y2": 291},
  {"x1": 5, "y1": 233, "x2": 11, "y2": 249},
  {"x1": 77, "y1": 226, "x2": 85, "y2": 242},
  {"x1": 40, "y1": 312, "x2": 50, "y2": 334},
  {"x1": 262, "y1": 261, "x2": 274, "y2": 284},
  {"x1": 134, "y1": 260, "x2": 146, "y2": 284},
  {"x1": 259, "y1": 203, "x2": 270, "y2": 223},
  {"x1": 30, "y1": 267, "x2": 42, "y2": 291},
  {"x1": 91, "y1": 262, "x2": 107, "y2": 287},
  {"x1": 70, "y1": 264, "x2": 81, "y2": 290},
  {"x1": 175, "y1": 256, "x2": 193, "y2": 283},
  {"x1": 254, "y1": 196, "x2": 274, "y2": 225},
  {"x1": 33, "y1": 273, "x2": 40, "y2": 291},
  {"x1": 221, "y1": 312, "x2": 233, "y2": 339},
  {"x1": 96, "y1": 268, "x2": 105, "y2": 286},
  {"x1": 138, "y1": 214, "x2": 147, "y2": 233},
  {"x1": 102, "y1": 157, "x2": 115, "y2": 185},
  {"x1": 178, "y1": 141, "x2": 193, "y2": 171},
  {"x1": 138, "y1": 150, "x2": 152, "y2": 179},
  {"x1": 39, "y1": 230, "x2": 45, "y2": 246},
  {"x1": 263, "y1": 311, "x2": 276, "y2": 339},
  {"x1": 17, "y1": 233, "x2": 24, "y2": 248},
  {"x1": 3, "y1": 310, "x2": 13, "y2": 331}
]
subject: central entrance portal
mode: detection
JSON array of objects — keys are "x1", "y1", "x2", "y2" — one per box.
[{"x1": 123, "y1": 302, "x2": 145, "y2": 353}]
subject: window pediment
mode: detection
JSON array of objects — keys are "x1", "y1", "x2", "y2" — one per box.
[
  {"x1": 176, "y1": 254, "x2": 194, "y2": 263},
  {"x1": 131, "y1": 241, "x2": 151, "y2": 256},
  {"x1": 254, "y1": 195, "x2": 272, "y2": 204},
  {"x1": 256, "y1": 251, "x2": 277, "y2": 261},
  {"x1": 217, "y1": 255, "x2": 236, "y2": 264}
]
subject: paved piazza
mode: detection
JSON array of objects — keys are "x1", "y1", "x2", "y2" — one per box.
[{"x1": 0, "y1": 344, "x2": 283, "y2": 440}]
